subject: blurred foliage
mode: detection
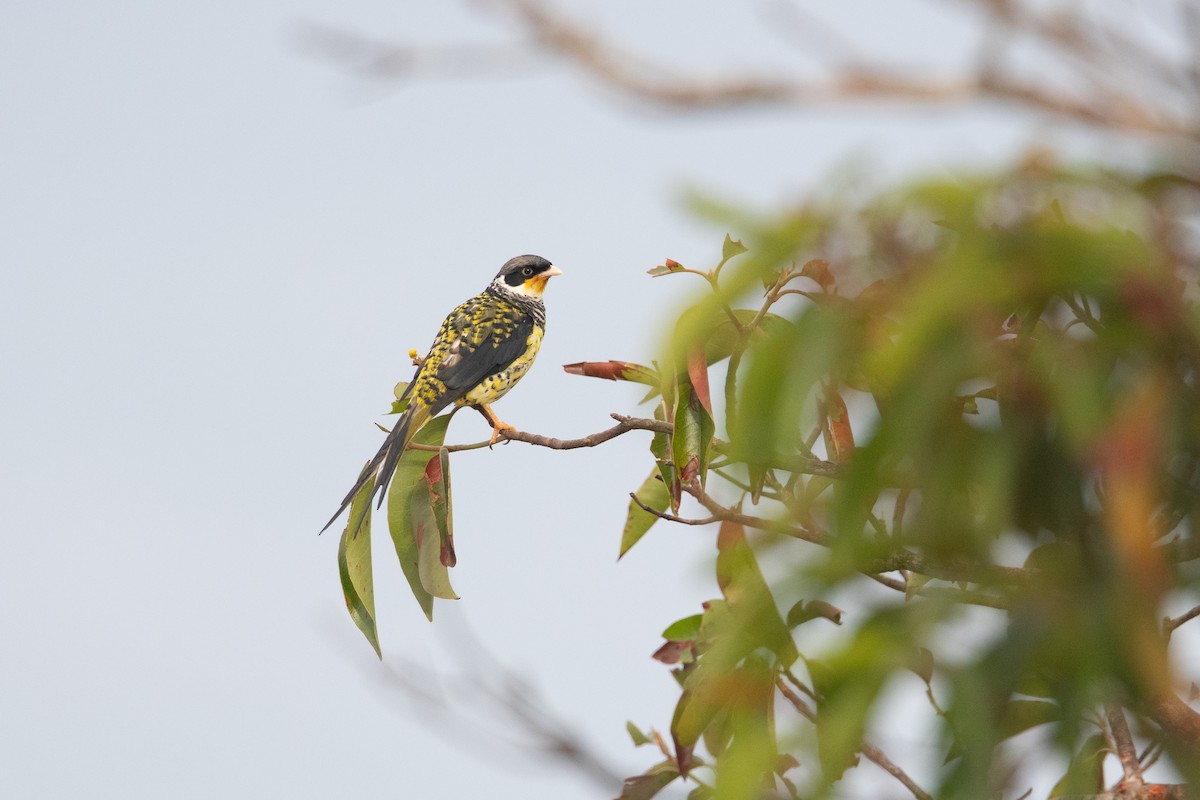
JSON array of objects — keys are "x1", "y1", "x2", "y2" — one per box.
[
  {"x1": 596, "y1": 160, "x2": 1200, "y2": 798},
  {"x1": 334, "y1": 158, "x2": 1200, "y2": 797}
]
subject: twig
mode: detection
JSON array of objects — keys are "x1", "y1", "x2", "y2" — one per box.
[
  {"x1": 859, "y1": 741, "x2": 934, "y2": 800},
  {"x1": 409, "y1": 413, "x2": 670, "y2": 453},
  {"x1": 775, "y1": 679, "x2": 933, "y2": 800},
  {"x1": 629, "y1": 492, "x2": 718, "y2": 526},
  {"x1": 684, "y1": 478, "x2": 1031, "y2": 589},
  {"x1": 1164, "y1": 604, "x2": 1200, "y2": 640},
  {"x1": 475, "y1": 0, "x2": 1195, "y2": 137},
  {"x1": 1106, "y1": 704, "x2": 1145, "y2": 788}
]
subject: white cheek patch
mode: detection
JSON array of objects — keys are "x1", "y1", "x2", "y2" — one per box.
[{"x1": 493, "y1": 276, "x2": 542, "y2": 298}]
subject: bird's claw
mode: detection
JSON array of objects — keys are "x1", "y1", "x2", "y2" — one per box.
[{"x1": 488, "y1": 421, "x2": 517, "y2": 448}]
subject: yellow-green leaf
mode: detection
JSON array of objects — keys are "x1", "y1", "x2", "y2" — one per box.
[
  {"x1": 337, "y1": 462, "x2": 380, "y2": 658},
  {"x1": 621, "y1": 469, "x2": 671, "y2": 558},
  {"x1": 386, "y1": 414, "x2": 455, "y2": 620}
]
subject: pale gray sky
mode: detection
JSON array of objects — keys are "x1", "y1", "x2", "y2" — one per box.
[{"x1": 0, "y1": 2, "x2": 1138, "y2": 798}]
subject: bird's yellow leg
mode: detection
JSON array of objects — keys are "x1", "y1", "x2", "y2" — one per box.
[{"x1": 474, "y1": 404, "x2": 516, "y2": 444}]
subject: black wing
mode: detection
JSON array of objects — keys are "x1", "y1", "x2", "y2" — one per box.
[{"x1": 428, "y1": 311, "x2": 535, "y2": 414}]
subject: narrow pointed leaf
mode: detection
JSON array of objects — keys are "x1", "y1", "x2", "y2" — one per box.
[
  {"x1": 562, "y1": 360, "x2": 659, "y2": 386},
  {"x1": 389, "y1": 381, "x2": 411, "y2": 415},
  {"x1": 651, "y1": 401, "x2": 680, "y2": 513},
  {"x1": 1048, "y1": 733, "x2": 1107, "y2": 797},
  {"x1": 621, "y1": 469, "x2": 671, "y2": 558},
  {"x1": 673, "y1": 382, "x2": 714, "y2": 487},
  {"x1": 386, "y1": 414, "x2": 454, "y2": 620},
  {"x1": 687, "y1": 346, "x2": 714, "y2": 418},
  {"x1": 337, "y1": 462, "x2": 380, "y2": 658},
  {"x1": 616, "y1": 762, "x2": 680, "y2": 800},
  {"x1": 626, "y1": 721, "x2": 653, "y2": 747},
  {"x1": 822, "y1": 385, "x2": 855, "y2": 461}
]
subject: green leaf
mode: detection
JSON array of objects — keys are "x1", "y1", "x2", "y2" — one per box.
[
  {"x1": 651, "y1": 401, "x2": 680, "y2": 513},
  {"x1": 998, "y1": 699, "x2": 1063, "y2": 742},
  {"x1": 662, "y1": 614, "x2": 704, "y2": 642},
  {"x1": 389, "y1": 381, "x2": 411, "y2": 415},
  {"x1": 715, "y1": 657, "x2": 777, "y2": 800},
  {"x1": 337, "y1": 462, "x2": 381, "y2": 658},
  {"x1": 721, "y1": 233, "x2": 748, "y2": 263},
  {"x1": 1048, "y1": 733, "x2": 1107, "y2": 797},
  {"x1": 386, "y1": 414, "x2": 456, "y2": 620},
  {"x1": 621, "y1": 469, "x2": 671, "y2": 558},
  {"x1": 616, "y1": 762, "x2": 680, "y2": 800},
  {"x1": 626, "y1": 721, "x2": 652, "y2": 747},
  {"x1": 673, "y1": 381, "x2": 715, "y2": 487},
  {"x1": 716, "y1": 521, "x2": 798, "y2": 665}
]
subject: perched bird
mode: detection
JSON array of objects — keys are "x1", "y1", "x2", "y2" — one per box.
[{"x1": 322, "y1": 254, "x2": 563, "y2": 534}]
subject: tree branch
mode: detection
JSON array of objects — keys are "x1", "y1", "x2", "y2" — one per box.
[
  {"x1": 775, "y1": 679, "x2": 933, "y2": 800},
  {"x1": 475, "y1": 0, "x2": 1196, "y2": 137},
  {"x1": 683, "y1": 478, "x2": 1030, "y2": 590},
  {"x1": 1164, "y1": 604, "x2": 1200, "y2": 640},
  {"x1": 1106, "y1": 704, "x2": 1145, "y2": 789},
  {"x1": 409, "y1": 413, "x2": 670, "y2": 453}
]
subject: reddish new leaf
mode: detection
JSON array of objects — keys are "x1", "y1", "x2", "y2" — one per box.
[
  {"x1": 687, "y1": 346, "x2": 714, "y2": 418},
  {"x1": 800, "y1": 258, "x2": 835, "y2": 290},
  {"x1": 562, "y1": 360, "x2": 659, "y2": 386},
  {"x1": 823, "y1": 385, "x2": 855, "y2": 462},
  {"x1": 652, "y1": 640, "x2": 694, "y2": 665},
  {"x1": 647, "y1": 258, "x2": 687, "y2": 277}
]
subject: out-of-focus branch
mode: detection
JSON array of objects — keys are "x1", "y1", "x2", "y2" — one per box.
[
  {"x1": 775, "y1": 678, "x2": 934, "y2": 800},
  {"x1": 1106, "y1": 705, "x2": 1145, "y2": 788},
  {"x1": 299, "y1": 0, "x2": 1198, "y2": 137},
  {"x1": 684, "y1": 477, "x2": 1030, "y2": 592},
  {"x1": 1164, "y1": 603, "x2": 1200, "y2": 639},
  {"x1": 479, "y1": 0, "x2": 1196, "y2": 137}
]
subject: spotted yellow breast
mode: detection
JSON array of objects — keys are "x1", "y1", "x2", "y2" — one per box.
[{"x1": 457, "y1": 326, "x2": 543, "y2": 407}]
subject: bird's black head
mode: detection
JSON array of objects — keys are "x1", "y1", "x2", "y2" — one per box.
[{"x1": 493, "y1": 255, "x2": 563, "y2": 297}]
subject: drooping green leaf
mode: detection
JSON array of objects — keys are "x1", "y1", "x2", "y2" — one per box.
[
  {"x1": 1048, "y1": 733, "x2": 1107, "y2": 797},
  {"x1": 425, "y1": 446, "x2": 455, "y2": 568},
  {"x1": 415, "y1": 472, "x2": 458, "y2": 601},
  {"x1": 715, "y1": 657, "x2": 778, "y2": 800},
  {"x1": 621, "y1": 469, "x2": 671, "y2": 558},
  {"x1": 337, "y1": 462, "x2": 380, "y2": 658},
  {"x1": 386, "y1": 414, "x2": 455, "y2": 620},
  {"x1": 998, "y1": 699, "x2": 1063, "y2": 742},
  {"x1": 813, "y1": 606, "x2": 927, "y2": 784},
  {"x1": 673, "y1": 381, "x2": 715, "y2": 487},
  {"x1": 716, "y1": 521, "x2": 798, "y2": 665},
  {"x1": 651, "y1": 401, "x2": 680, "y2": 513},
  {"x1": 616, "y1": 762, "x2": 680, "y2": 800}
]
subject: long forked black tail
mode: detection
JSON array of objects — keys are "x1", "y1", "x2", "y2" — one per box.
[{"x1": 319, "y1": 405, "x2": 426, "y2": 537}]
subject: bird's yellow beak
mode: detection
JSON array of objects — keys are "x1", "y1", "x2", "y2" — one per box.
[{"x1": 526, "y1": 264, "x2": 563, "y2": 295}]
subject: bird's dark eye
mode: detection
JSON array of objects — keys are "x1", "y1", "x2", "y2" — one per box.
[{"x1": 522, "y1": 267, "x2": 534, "y2": 277}]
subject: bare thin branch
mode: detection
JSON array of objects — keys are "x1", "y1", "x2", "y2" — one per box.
[
  {"x1": 474, "y1": 0, "x2": 1196, "y2": 137},
  {"x1": 1164, "y1": 603, "x2": 1200, "y2": 639},
  {"x1": 628, "y1": 492, "x2": 718, "y2": 526},
  {"x1": 776, "y1": 679, "x2": 933, "y2": 800},
  {"x1": 410, "y1": 413, "x2": 670, "y2": 453},
  {"x1": 1106, "y1": 704, "x2": 1145, "y2": 788}
]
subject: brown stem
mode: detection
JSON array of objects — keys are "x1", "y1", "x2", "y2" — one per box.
[
  {"x1": 1106, "y1": 704, "x2": 1144, "y2": 788},
  {"x1": 775, "y1": 679, "x2": 933, "y2": 800}
]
